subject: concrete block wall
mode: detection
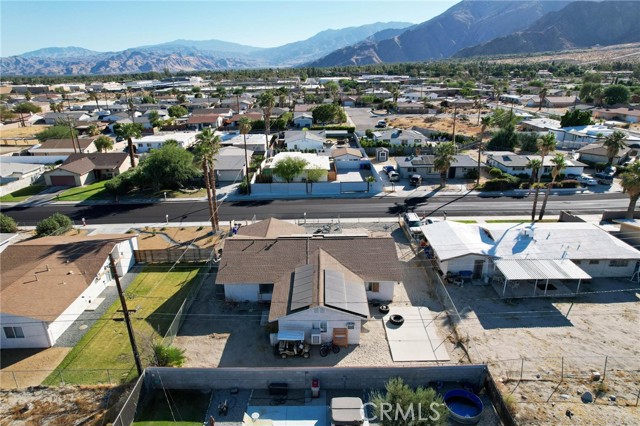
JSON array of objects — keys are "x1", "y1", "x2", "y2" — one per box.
[{"x1": 144, "y1": 365, "x2": 488, "y2": 392}]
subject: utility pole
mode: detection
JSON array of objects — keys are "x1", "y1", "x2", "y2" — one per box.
[
  {"x1": 109, "y1": 253, "x2": 143, "y2": 376},
  {"x1": 452, "y1": 105, "x2": 458, "y2": 152}
]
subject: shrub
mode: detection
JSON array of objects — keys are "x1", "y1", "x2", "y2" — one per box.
[
  {"x1": 36, "y1": 213, "x2": 72, "y2": 237},
  {"x1": 482, "y1": 176, "x2": 520, "y2": 191},
  {"x1": 489, "y1": 167, "x2": 504, "y2": 178},
  {"x1": 0, "y1": 213, "x2": 18, "y2": 233},
  {"x1": 464, "y1": 169, "x2": 479, "y2": 180},
  {"x1": 152, "y1": 343, "x2": 186, "y2": 367},
  {"x1": 559, "y1": 179, "x2": 580, "y2": 188}
]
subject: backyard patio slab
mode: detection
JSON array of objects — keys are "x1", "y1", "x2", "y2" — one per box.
[{"x1": 384, "y1": 307, "x2": 450, "y2": 362}]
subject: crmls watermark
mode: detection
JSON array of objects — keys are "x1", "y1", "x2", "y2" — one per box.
[{"x1": 362, "y1": 402, "x2": 444, "y2": 421}]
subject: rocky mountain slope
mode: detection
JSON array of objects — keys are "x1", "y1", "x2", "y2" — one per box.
[{"x1": 454, "y1": 1, "x2": 640, "y2": 58}]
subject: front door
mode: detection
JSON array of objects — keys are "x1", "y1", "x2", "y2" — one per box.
[{"x1": 473, "y1": 259, "x2": 484, "y2": 279}]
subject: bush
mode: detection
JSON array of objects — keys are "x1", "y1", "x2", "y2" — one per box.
[
  {"x1": 0, "y1": 213, "x2": 18, "y2": 233},
  {"x1": 464, "y1": 169, "x2": 479, "y2": 180},
  {"x1": 489, "y1": 167, "x2": 504, "y2": 178},
  {"x1": 482, "y1": 175, "x2": 520, "y2": 191},
  {"x1": 152, "y1": 343, "x2": 186, "y2": 367},
  {"x1": 36, "y1": 213, "x2": 72, "y2": 237},
  {"x1": 559, "y1": 179, "x2": 580, "y2": 188}
]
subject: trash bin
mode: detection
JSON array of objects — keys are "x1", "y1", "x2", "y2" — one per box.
[{"x1": 311, "y1": 378, "x2": 320, "y2": 398}]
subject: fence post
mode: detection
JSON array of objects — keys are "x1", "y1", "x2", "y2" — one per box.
[
  {"x1": 12, "y1": 371, "x2": 18, "y2": 389},
  {"x1": 561, "y1": 357, "x2": 564, "y2": 382},
  {"x1": 59, "y1": 370, "x2": 64, "y2": 385},
  {"x1": 602, "y1": 356, "x2": 608, "y2": 381},
  {"x1": 107, "y1": 369, "x2": 112, "y2": 384},
  {"x1": 520, "y1": 358, "x2": 524, "y2": 382}
]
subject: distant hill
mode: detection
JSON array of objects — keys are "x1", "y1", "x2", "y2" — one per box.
[
  {"x1": 307, "y1": 0, "x2": 570, "y2": 67},
  {"x1": 19, "y1": 46, "x2": 102, "y2": 58},
  {"x1": 454, "y1": 1, "x2": 640, "y2": 58},
  {"x1": 0, "y1": 21, "x2": 411, "y2": 76}
]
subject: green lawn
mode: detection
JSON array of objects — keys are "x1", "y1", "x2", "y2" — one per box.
[
  {"x1": 133, "y1": 389, "x2": 210, "y2": 426},
  {"x1": 57, "y1": 180, "x2": 112, "y2": 201},
  {"x1": 0, "y1": 185, "x2": 45, "y2": 202},
  {"x1": 43, "y1": 265, "x2": 203, "y2": 385},
  {"x1": 453, "y1": 219, "x2": 477, "y2": 224}
]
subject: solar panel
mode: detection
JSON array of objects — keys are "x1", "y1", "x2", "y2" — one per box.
[
  {"x1": 324, "y1": 269, "x2": 369, "y2": 318},
  {"x1": 290, "y1": 264, "x2": 315, "y2": 311}
]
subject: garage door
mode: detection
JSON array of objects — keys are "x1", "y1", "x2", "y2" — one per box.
[{"x1": 50, "y1": 176, "x2": 76, "y2": 186}]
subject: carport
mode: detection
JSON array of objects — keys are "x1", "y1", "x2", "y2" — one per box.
[{"x1": 492, "y1": 259, "x2": 591, "y2": 298}]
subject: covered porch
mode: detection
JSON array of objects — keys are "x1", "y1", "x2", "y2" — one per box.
[{"x1": 490, "y1": 259, "x2": 591, "y2": 299}]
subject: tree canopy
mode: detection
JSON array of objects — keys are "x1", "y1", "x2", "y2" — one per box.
[
  {"x1": 35, "y1": 125, "x2": 76, "y2": 142},
  {"x1": 35, "y1": 213, "x2": 72, "y2": 237},
  {"x1": 621, "y1": 162, "x2": 640, "y2": 219},
  {"x1": 603, "y1": 85, "x2": 630, "y2": 105},
  {"x1": 140, "y1": 143, "x2": 199, "y2": 191},
  {"x1": 312, "y1": 103, "x2": 346, "y2": 124},
  {"x1": 273, "y1": 156, "x2": 308, "y2": 183},
  {"x1": 560, "y1": 109, "x2": 592, "y2": 127},
  {"x1": 13, "y1": 102, "x2": 42, "y2": 114},
  {"x1": 487, "y1": 123, "x2": 518, "y2": 151},
  {"x1": 94, "y1": 135, "x2": 114, "y2": 152},
  {"x1": 168, "y1": 105, "x2": 188, "y2": 118}
]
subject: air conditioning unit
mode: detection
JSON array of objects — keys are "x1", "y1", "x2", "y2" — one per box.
[{"x1": 311, "y1": 330, "x2": 321, "y2": 345}]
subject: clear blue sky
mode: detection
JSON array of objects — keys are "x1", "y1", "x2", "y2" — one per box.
[{"x1": 1, "y1": 0, "x2": 458, "y2": 56}]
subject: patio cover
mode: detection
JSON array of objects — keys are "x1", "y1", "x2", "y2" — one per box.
[{"x1": 495, "y1": 259, "x2": 591, "y2": 281}]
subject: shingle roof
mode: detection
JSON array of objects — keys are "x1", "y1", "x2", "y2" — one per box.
[
  {"x1": 59, "y1": 157, "x2": 95, "y2": 175},
  {"x1": 331, "y1": 148, "x2": 363, "y2": 158},
  {"x1": 38, "y1": 136, "x2": 97, "y2": 150},
  {"x1": 0, "y1": 235, "x2": 136, "y2": 321},
  {"x1": 216, "y1": 236, "x2": 402, "y2": 286},
  {"x1": 186, "y1": 114, "x2": 220, "y2": 124},
  {"x1": 236, "y1": 218, "x2": 305, "y2": 239},
  {"x1": 58, "y1": 153, "x2": 129, "y2": 175}
]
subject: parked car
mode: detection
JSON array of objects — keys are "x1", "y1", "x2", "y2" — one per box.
[
  {"x1": 409, "y1": 174, "x2": 422, "y2": 186},
  {"x1": 577, "y1": 175, "x2": 598, "y2": 186},
  {"x1": 382, "y1": 165, "x2": 396, "y2": 174},
  {"x1": 595, "y1": 171, "x2": 615, "y2": 179},
  {"x1": 597, "y1": 176, "x2": 613, "y2": 185},
  {"x1": 604, "y1": 166, "x2": 617, "y2": 175},
  {"x1": 422, "y1": 218, "x2": 441, "y2": 225},
  {"x1": 388, "y1": 171, "x2": 400, "y2": 182},
  {"x1": 375, "y1": 120, "x2": 387, "y2": 128},
  {"x1": 402, "y1": 212, "x2": 423, "y2": 238}
]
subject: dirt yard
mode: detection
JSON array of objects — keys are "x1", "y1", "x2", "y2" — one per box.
[
  {"x1": 0, "y1": 385, "x2": 130, "y2": 426},
  {"x1": 389, "y1": 114, "x2": 486, "y2": 138},
  {"x1": 135, "y1": 226, "x2": 227, "y2": 250},
  {"x1": 0, "y1": 348, "x2": 71, "y2": 390},
  {"x1": 445, "y1": 278, "x2": 640, "y2": 425},
  {"x1": 0, "y1": 125, "x2": 48, "y2": 140},
  {"x1": 173, "y1": 223, "x2": 465, "y2": 369}
]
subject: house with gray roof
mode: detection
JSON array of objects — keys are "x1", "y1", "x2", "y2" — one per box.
[
  {"x1": 213, "y1": 146, "x2": 248, "y2": 182},
  {"x1": 44, "y1": 152, "x2": 130, "y2": 187},
  {"x1": 372, "y1": 129, "x2": 428, "y2": 146},
  {"x1": 486, "y1": 151, "x2": 586, "y2": 177},
  {"x1": 395, "y1": 154, "x2": 477, "y2": 180}
]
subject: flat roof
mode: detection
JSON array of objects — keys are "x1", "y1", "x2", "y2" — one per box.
[{"x1": 496, "y1": 259, "x2": 591, "y2": 281}]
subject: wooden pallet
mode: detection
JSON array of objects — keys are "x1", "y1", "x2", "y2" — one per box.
[{"x1": 333, "y1": 328, "x2": 348, "y2": 347}]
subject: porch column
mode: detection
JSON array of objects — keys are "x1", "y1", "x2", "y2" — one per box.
[
  {"x1": 503, "y1": 278, "x2": 508, "y2": 296},
  {"x1": 576, "y1": 279, "x2": 582, "y2": 295},
  {"x1": 533, "y1": 279, "x2": 538, "y2": 296},
  {"x1": 544, "y1": 279, "x2": 549, "y2": 296}
]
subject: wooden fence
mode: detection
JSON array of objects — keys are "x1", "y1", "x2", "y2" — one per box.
[{"x1": 134, "y1": 248, "x2": 214, "y2": 264}]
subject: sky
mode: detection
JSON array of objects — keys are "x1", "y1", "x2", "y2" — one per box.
[{"x1": 0, "y1": 0, "x2": 458, "y2": 56}]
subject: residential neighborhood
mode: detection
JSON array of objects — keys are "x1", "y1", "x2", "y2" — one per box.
[{"x1": 1, "y1": 2, "x2": 640, "y2": 425}]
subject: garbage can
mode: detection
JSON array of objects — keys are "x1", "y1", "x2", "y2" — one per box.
[{"x1": 311, "y1": 378, "x2": 320, "y2": 398}]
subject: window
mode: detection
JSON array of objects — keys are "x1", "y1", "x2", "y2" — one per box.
[
  {"x1": 4, "y1": 326, "x2": 24, "y2": 339},
  {"x1": 367, "y1": 282, "x2": 380, "y2": 292},
  {"x1": 346, "y1": 322, "x2": 355, "y2": 330},
  {"x1": 414, "y1": 139, "x2": 422, "y2": 144},
  {"x1": 589, "y1": 260, "x2": 599, "y2": 265},
  {"x1": 259, "y1": 284, "x2": 273, "y2": 294},
  {"x1": 320, "y1": 321, "x2": 327, "y2": 333},
  {"x1": 401, "y1": 139, "x2": 408, "y2": 146},
  {"x1": 408, "y1": 167, "x2": 416, "y2": 172},
  {"x1": 610, "y1": 260, "x2": 629, "y2": 267}
]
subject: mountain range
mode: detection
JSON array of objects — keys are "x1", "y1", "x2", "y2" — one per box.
[{"x1": 1, "y1": 1, "x2": 638, "y2": 76}]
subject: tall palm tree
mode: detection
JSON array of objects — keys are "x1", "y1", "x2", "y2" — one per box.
[
  {"x1": 88, "y1": 91, "x2": 100, "y2": 111},
  {"x1": 433, "y1": 142, "x2": 457, "y2": 187},
  {"x1": 538, "y1": 87, "x2": 548, "y2": 111},
  {"x1": 258, "y1": 91, "x2": 275, "y2": 157},
  {"x1": 538, "y1": 153, "x2": 566, "y2": 220},
  {"x1": 239, "y1": 116, "x2": 253, "y2": 195},
  {"x1": 476, "y1": 116, "x2": 492, "y2": 185},
  {"x1": 531, "y1": 133, "x2": 557, "y2": 220},
  {"x1": 115, "y1": 123, "x2": 142, "y2": 168},
  {"x1": 526, "y1": 158, "x2": 542, "y2": 186},
  {"x1": 603, "y1": 130, "x2": 627, "y2": 165},
  {"x1": 194, "y1": 128, "x2": 220, "y2": 232},
  {"x1": 232, "y1": 87, "x2": 245, "y2": 113},
  {"x1": 621, "y1": 162, "x2": 640, "y2": 219}
]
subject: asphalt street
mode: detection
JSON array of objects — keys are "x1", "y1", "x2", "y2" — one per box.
[{"x1": 1, "y1": 192, "x2": 630, "y2": 226}]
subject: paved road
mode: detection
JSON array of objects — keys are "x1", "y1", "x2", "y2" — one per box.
[{"x1": 1, "y1": 193, "x2": 630, "y2": 226}]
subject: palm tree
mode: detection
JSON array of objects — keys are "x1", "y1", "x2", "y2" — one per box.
[
  {"x1": 232, "y1": 87, "x2": 245, "y2": 113},
  {"x1": 603, "y1": 130, "x2": 627, "y2": 165},
  {"x1": 433, "y1": 142, "x2": 457, "y2": 187},
  {"x1": 476, "y1": 116, "x2": 492, "y2": 185},
  {"x1": 258, "y1": 91, "x2": 275, "y2": 157},
  {"x1": 94, "y1": 135, "x2": 114, "y2": 152},
  {"x1": 88, "y1": 91, "x2": 100, "y2": 111},
  {"x1": 621, "y1": 162, "x2": 640, "y2": 219},
  {"x1": 194, "y1": 128, "x2": 220, "y2": 232},
  {"x1": 239, "y1": 116, "x2": 253, "y2": 195},
  {"x1": 115, "y1": 123, "x2": 143, "y2": 168},
  {"x1": 216, "y1": 86, "x2": 227, "y2": 102},
  {"x1": 526, "y1": 158, "x2": 542, "y2": 186},
  {"x1": 531, "y1": 133, "x2": 557, "y2": 220},
  {"x1": 538, "y1": 87, "x2": 548, "y2": 111},
  {"x1": 538, "y1": 153, "x2": 566, "y2": 220}
]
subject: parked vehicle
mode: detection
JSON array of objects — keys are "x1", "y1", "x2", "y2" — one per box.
[
  {"x1": 375, "y1": 120, "x2": 387, "y2": 128},
  {"x1": 402, "y1": 212, "x2": 423, "y2": 237},
  {"x1": 595, "y1": 171, "x2": 615, "y2": 179},
  {"x1": 382, "y1": 165, "x2": 396, "y2": 174},
  {"x1": 388, "y1": 171, "x2": 400, "y2": 182},
  {"x1": 276, "y1": 330, "x2": 310, "y2": 359},
  {"x1": 597, "y1": 176, "x2": 613, "y2": 185},
  {"x1": 319, "y1": 341, "x2": 341, "y2": 357},
  {"x1": 409, "y1": 174, "x2": 422, "y2": 186},
  {"x1": 422, "y1": 218, "x2": 441, "y2": 225},
  {"x1": 577, "y1": 176, "x2": 598, "y2": 186}
]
